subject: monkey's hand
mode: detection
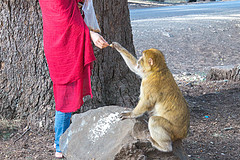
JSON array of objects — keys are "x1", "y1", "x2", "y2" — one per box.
[
  {"x1": 110, "y1": 42, "x2": 125, "y2": 52},
  {"x1": 110, "y1": 42, "x2": 120, "y2": 48},
  {"x1": 120, "y1": 111, "x2": 134, "y2": 120},
  {"x1": 110, "y1": 42, "x2": 139, "y2": 75}
]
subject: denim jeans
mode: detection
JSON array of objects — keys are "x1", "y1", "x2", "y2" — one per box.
[{"x1": 54, "y1": 110, "x2": 72, "y2": 153}]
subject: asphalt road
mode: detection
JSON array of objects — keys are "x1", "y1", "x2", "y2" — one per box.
[
  {"x1": 130, "y1": 1, "x2": 240, "y2": 75},
  {"x1": 130, "y1": 0, "x2": 240, "y2": 21}
]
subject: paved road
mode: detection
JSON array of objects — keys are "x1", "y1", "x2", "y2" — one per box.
[
  {"x1": 130, "y1": 1, "x2": 240, "y2": 21},
  {"x1": 130, "y1": 1, "x2": 240, "y2": 75}
]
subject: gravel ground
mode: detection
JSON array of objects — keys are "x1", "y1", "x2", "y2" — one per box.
[
  {"x1": 129, "y1": 1, "x2": 240, "y2": 160},
  {"x1": 130, "y1": 1, "x2": 240, "y2": 75}
]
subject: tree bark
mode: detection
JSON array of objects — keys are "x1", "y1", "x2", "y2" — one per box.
[
  {"x1": 81, "y1": 0, "x2": 140, "y2": 112},
  {"x1": 0, "y1": 0, "x2": 55, "y2": 130},
  {"x1": 0, "y1": 0, "x2": 140, "y2": 130}
]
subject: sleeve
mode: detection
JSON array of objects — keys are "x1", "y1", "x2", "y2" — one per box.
[{"x1": 77, "y1": 0, "x2": 85, "y2": 3}]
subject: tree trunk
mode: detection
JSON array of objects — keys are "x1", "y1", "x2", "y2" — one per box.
[
  {"x1": 0, "y1": 0, "x2": 55, "y2": 130},
  {"x1": 0, "y1": 0, "x2": 140, "y2": 131},
  {"x1": 81, "y1": 0, "x2": 140, "y2": 112}
]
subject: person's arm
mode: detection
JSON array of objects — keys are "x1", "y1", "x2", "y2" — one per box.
[{"x1": 90, "y1": 31, "x2": 109, "y2": 49}]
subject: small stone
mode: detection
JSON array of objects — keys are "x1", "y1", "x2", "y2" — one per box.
[
  {"x1": 224, "y1": 127, "x2": 233, "y2": 131},
  {"x1": 183, "y1": 72, "x2": 191, "y2": 76},
  {"x1": 186, "y1": 82, "x2": 193, "y2": 87},
  {"x1": 162, "y1": 31, "x2": 172, "y2": 37}
]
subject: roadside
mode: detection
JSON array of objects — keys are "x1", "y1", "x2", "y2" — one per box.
[
  {"x1": 128, "y1": 0, "x2": 235, "y2": 9},
  {"x1": 128, "y1": 0, "x2": 176, "y2": 9}
]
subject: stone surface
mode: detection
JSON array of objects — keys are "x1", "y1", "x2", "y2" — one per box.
[
  {"x1": 206, "y1": 65, "x2": 240, "y2": 82},
  {"x1": 60, "y1": 106, "x2": 184, "y2": 160}
]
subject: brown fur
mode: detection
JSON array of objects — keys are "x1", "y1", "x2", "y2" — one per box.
[{"x1": 111, "y1": 42, "x2": 190, "y2": 152}]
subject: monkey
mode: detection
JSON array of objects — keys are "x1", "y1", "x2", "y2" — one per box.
[{"x1": 110, "y1": 42, "x2": 190, "y2": 153}]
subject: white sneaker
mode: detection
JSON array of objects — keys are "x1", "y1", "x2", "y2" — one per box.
[{"x1": 55, "y1": 152, "x2": 63, "y2": 159}]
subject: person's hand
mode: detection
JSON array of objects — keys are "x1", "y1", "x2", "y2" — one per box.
[{"x1": 90, "y1": 31, "x2": 109, "y2": 49}]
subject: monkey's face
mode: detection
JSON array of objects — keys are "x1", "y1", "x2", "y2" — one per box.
[{"x1": 141, "y1": 49, "x2": 167, "y2": 72}]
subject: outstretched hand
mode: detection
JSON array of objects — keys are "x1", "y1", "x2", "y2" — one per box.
[{"x1": 90, "y1": 31, "x2": 109, "y2": 49}]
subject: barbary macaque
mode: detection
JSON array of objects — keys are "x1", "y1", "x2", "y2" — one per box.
[{"x1": 110, "y1": 42, "x2": 190, "y2": 153}]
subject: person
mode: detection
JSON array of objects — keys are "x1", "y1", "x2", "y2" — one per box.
[{"x1": 38, "y1": 0, "x2": 109, "y2": 158}]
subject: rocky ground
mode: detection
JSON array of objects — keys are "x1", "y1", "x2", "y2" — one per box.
[
  {"x1": 0, "y1": 1, "x2": 239, "y2": 160},
  {"x1": 0, "y1": 82, "x2": 239, "y2": 160},
  {"x1": 129, "y1": 1, "x2": 240, "y2": 159}
]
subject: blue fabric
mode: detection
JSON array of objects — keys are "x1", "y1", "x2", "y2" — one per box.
[{"x1": 54, "y1": 110, "x2": 72, "y2": 153}]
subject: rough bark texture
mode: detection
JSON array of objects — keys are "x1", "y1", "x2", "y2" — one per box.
[
  {"x1": 80, "y1": 0, "x2": 140, "y2": 112},
  {"x1": 0, "y1": 0, "x2": 55, "y2": 131},
  {"x1": 206, "y1": 65, "x2": 240, "y2": 82},
  {"x1": 0, "y1": 0, "x2": 140, "y2": 131}
]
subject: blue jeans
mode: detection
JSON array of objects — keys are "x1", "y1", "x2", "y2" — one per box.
[{"x1": 54, "y1": 110, "x2": 72, "y2": 153}]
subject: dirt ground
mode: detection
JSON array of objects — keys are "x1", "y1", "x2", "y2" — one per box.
[
  {"x1": 0, "y1": 80, "x2": 239, "y2": 160},
  {"x1": 1, "y1": 1, "x2": 239, "y2": 160}
]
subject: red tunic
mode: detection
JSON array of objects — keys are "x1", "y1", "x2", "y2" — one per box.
[{"x1": 39, "y1": 0, "x2": 96, "y2": 112}]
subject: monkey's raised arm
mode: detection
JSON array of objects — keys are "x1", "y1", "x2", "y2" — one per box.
[{"x1": 110, "y1": 42, "x2": 139, "y2": 74}]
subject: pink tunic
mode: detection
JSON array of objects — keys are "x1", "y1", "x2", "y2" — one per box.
[{"x1": 39, "y1": 0, "x2": 96, "y2": 112}]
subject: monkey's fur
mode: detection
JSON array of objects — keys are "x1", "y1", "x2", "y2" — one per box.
[{"x1": 111, "y1": 42, "x2": 190, "y2": 153}]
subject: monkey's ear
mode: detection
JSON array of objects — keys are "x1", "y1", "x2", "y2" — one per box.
[{"x1": 148, "y1": 58, "x2": 153, "y2": 66}]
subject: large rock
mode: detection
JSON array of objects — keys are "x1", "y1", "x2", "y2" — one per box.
[
  {"x1": 60, "y1": 106, "x2": 187, "y2": 160},
  {"x1": 206, "y1": 65, "x2": 240, "y2": 82}
]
